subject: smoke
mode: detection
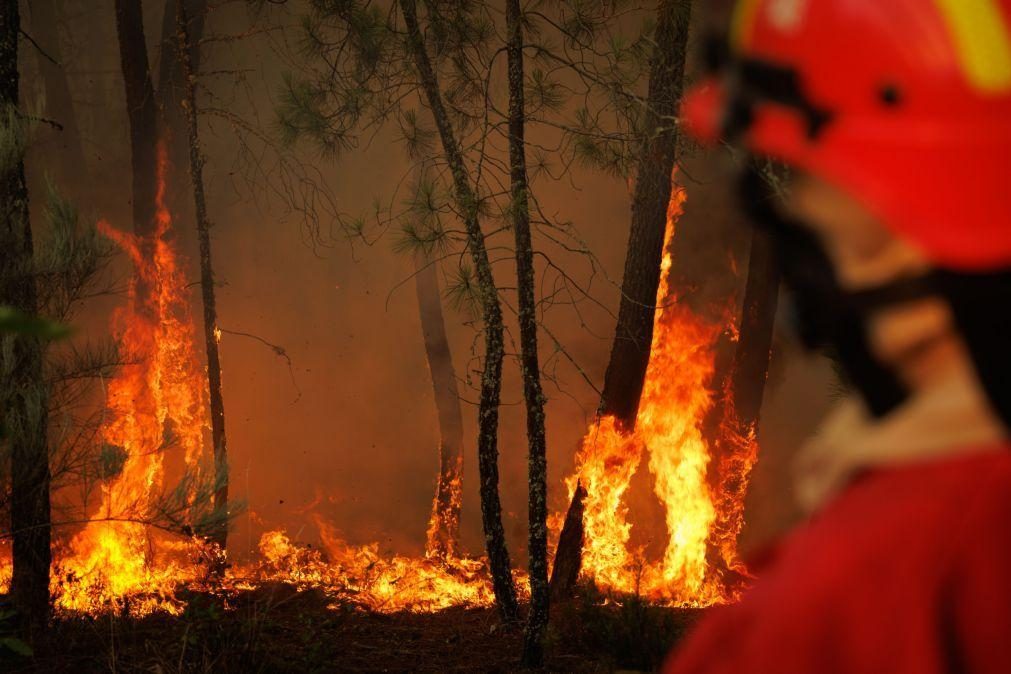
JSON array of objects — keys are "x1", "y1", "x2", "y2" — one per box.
[{"x1": 21, "y1": 0, "x2": 838, "y2": 570}]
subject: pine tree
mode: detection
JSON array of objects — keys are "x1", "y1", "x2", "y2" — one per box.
[
  {"x1": 409, "y1": 165, "x2": 466, "y2": 561},
  {"x1": 551, "y1": 0, "x2": 694, "y2": 599},
  {"x1": 175, "y1": 0, "x2": 229, "y2": 551},
  {"x1": 399, "y1": 0, "x2": 518, "y2": 620},
  {"x1": 0, "y1": 1, "x2": 52, "y2": 641},
  {"x1": 113, "y1": 0, "x2": 160, "y2": 312},
  {"x1": 506, "y1": 0, "x2": 549, "y2": 663},
  {"x1": 278, "y1": 0, "x2": 519, "y2": 620}
]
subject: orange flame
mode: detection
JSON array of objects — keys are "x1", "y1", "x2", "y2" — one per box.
[
  {"x1": 424, "y1": 458, "x2": 463, "y2": 559},
  {"x1": 253, "y1": 514, "x2": 507, "y2": 612},
  {"x1": 2, "y1": 162, "x2": 756, "y2": 618},
  {"x1": 53, "y1": 140, "x2": 212, "y2": 616},
  {"x1": 559, "y1": 179, "x2": 756, "y2": 606}
]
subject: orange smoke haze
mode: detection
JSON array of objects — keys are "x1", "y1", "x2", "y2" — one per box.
[{"x1": 5, "y1": 0, "x2": 841, "y2": 616}]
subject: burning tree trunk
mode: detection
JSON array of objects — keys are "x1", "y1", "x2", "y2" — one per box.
[
  {"x1": 27, "y1": 0, "x2": 88, "y2": 190},
  {"x1": 415, "y1": 254, "x2": 465, "y2": 559},
  {"x1": 551, "y1": 0, "x2": 692, "y2": 600},
  {"x1": 707, "y1": 226, "x2": 780, "y2": 577},
  {"x1": 506, "y1": 0, "x2": 549, "y2": 663},
  {"x1": 599, "y1": 0, "x2": 692, "y2": 430},
  {"x1": 399, "y1": 0, "x2": 518, "y2": 622},
  {"x1": 176, "y1": 0, "x2": 228, "y2": 549},
  {"x1": 114, "y1": 0, "x2": 160, "y2": 249},
  {"x1": 0, "y1": 2, "x2": 52, "y2": 639}
]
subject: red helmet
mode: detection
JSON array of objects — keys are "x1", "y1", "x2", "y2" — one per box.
[{"x1": 682, "y1": 0, "x2": 1011, "y2": 271}]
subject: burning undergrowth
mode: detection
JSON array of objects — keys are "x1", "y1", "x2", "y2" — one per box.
[{"x1": 1, "y1": 169, "x2": 757, "y2": 618}]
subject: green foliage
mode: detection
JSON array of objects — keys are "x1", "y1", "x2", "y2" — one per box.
[
  {"x1": 98, "y1": 443, "x2": 128, "y2": 480},
  {"x1": 0, "y1": 306, "x2": 69, "y2": 339},
  {"x1": 397, "y1": 109, "x2": 437, "y2": 161},
  {"x1": 276, "y1": 0, "x2": 399, "y2": 157},
  {"x1": 571, "y1": 107, "x2": 632, "y2": 178},
  {"x1": 151, "y1": 465, "x2": 240, "y2": 541},
  {"x1": 0, "y1": 607, "x2": 32, "y2": 658},
  {"x1": 0, "y1": 636, "x2": 32, "y2": 657},
  {"x1": 526, "y1": 68, "x2": 566, "y2": 114},
  {"x1": 34, "y1": 181, "x2": 113, "y2": 324},
  {"x1": 444, "y1": 263, "x2": 479, "y2": 316}
]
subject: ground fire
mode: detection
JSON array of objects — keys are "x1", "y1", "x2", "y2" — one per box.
[
  {"x1": 0, "y1": 2, "x2": 786, "y2": 670},
  {"x1": 6, "y1": 1, "x2": 1009, "y2": 671},
  {"x1": 0, "y1": 172, "x2": 755, "y2": 618}
]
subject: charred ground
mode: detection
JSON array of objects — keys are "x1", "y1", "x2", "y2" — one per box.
[{"x1": 3, "y1": 583, "x2": 701, "y2": 673}]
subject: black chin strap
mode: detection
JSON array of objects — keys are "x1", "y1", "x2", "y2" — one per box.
[
  {"x1": 738, "y1": 165, "x2": 909, "y2": 417},
  {"x1": 740, "y1": 163, "x2": 1011, "y2": 430},
  {"x1": 933, "y1": 270, "x2": 1011, "y2": 431}
]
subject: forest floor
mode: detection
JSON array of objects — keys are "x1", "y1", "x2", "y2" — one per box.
[{"x1": 3, "y1": 583, "x2": 702, "y2": 673}]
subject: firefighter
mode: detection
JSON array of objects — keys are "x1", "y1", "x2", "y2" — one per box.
[{"x1": 665, "y1": 0, "x2": 1011, "y2": 672}]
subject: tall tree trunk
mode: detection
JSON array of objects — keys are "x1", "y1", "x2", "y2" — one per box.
[
  {"x1": 114, "y1": 0, "x2": 160, "y2": 257},
  {"x1": 551, "y1": 0, "x2": 692, "y2": 600},
  {"x1": 415, "y1": 254, "x2": 465, "y2": 560},
  {"x1": 599, "y1": 0, "x2": 692, "y2": 429},
  {"x1": 399, "y1": 0, "x2": 518, "y2": 622},
  {"x1": 158, "y1": 0, "x2": 206, "y2": 184},
  {"x1": 0, "y1": 1, "x2": 52, "y2": 641},
  {"x1": 505, "y1": 0, "x2": 554, "y2": 662},
  {"x1": 176, "y1": 0, "x2": 227, "y2": 549},
  {"x1": 507, "y1": 0, "x2": 549, "y2": 664},
  {"x1": 26, "y1": 0, "x2": 88, "y2": 190}
]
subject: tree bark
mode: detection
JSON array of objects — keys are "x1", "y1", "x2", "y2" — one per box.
[
  {"x1": 599, "y1": 0, "x2": 692, "y2": 429},
  {"x1": 506, "y1": 0, "x2": 549, "y2": 664},
  {"x1": 1, "y1": 1, "x2": 52, "y2": 640},
  {"x1": 158, "y1": 0, "x2": 206, "y2": 181},
  {"x1": 26, "y1": 0, "x2": 88, "y2": 189},
  {"x1": 552, "y1": 0, "x2": 692, "y2": 600},
  {"x1": 176, "y1": 0, "x2": 227, "y2": 549},
  {"x1": 399, "y1": 0, "x2": 518, "y2": 622},
  {"x1": 415, "y1": 253, "x2": 465, "y2": 560},
  {"x1": 548, "y1": 482, "x2": 585, "y2": 600},
  {"x1": 114, "y1": 0, "x2": 160, "y2": 292}
]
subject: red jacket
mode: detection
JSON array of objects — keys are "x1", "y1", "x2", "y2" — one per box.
[{"x1": 664, "y1": 449, "x2": 1011, "y2": 674}]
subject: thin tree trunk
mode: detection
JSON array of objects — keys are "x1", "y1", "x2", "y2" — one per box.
[
  {"x1": 158, "y1": 0, "x2": 206, "y2": 181},
  {"x1": 415, "y1": 253, "x2": 465, "y2": 559},
  {"x1": 114, "y1": 0, "x2": 160, "y2": 271},
  {"x1": 26, "y1": 0, "x2": 88, "y2": 189},
  {"x1": 175, "y1": 0, "x2": 227, "y2": 549},
  {"x1": 506, "y1": 0, "x2": 549, "y2": 663},
  {"x1": 551, "y1": 0, "x2": 692, "y2": 600},
  {"x1": 1, "y1": 1, "x2": 51, "y2": 641},
  {"x1": 399, "y1": 0, "x2": 518, "y2": 622}
]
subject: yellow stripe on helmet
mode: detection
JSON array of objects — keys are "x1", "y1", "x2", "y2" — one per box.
[
  {"x1": 934, "y1": 0, "x2": 1011, "y2": 92},
  {"x1": 731, "y1": 0, "x2": 762, "y2": 51}
]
